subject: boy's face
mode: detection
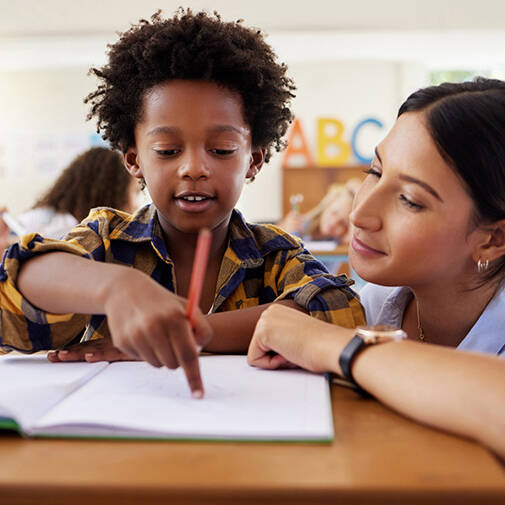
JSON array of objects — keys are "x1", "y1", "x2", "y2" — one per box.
[{"x1": 125, "y1": 80, "x2": 264, "y2": 235}]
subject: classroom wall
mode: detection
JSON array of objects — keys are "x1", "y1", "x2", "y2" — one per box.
[
  {"x1": 0, "y1": 67, "x2": 97, "y2": 214},
  {"x1": 0, "y1": 60, "x2": 427, "y2": 220},
  {"x1": 230, "y1": 60, "x2": 425, "y2": 222}
]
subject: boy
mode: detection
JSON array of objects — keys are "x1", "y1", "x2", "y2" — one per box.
[{"x1": 0, "y1": 10, "x2": 364, "y2": 396}]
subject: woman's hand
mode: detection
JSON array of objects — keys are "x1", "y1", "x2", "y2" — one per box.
[{"x1": 247, "y1": 304, "x2": 353, "y2": 373}]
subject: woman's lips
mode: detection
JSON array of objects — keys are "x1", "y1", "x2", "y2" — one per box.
[{"x1": 351, "y1": 236, "x2": 386, "y2": 257}]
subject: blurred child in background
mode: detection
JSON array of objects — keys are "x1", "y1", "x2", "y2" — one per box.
[
  {"x1": 0, "y1": 147, "x2": 139, "y2": 250},
  {"x1": 279, "y1": 178, "x2": 361, "y2": 244}
]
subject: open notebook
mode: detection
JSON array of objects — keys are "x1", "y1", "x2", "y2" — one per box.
[{"x1": 0, "y1": 354, "x2": 333, "y2": 441}]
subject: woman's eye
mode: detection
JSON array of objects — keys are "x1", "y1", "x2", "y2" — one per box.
[
  {"x1": 363, "y1": 166, "x2": 381, "y2": 178},
  {"x1": 399, "y1": 194, "x2": 424, "y2": 211}
]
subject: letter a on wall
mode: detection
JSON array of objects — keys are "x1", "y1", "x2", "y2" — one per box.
[{"x1": 282, "y1": 118, "x2": 314, "y2": 168}]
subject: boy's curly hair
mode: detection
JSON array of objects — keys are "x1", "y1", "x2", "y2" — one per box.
[
  {"x1": 34, "y1": 147, "x2": 132, "y2": 222},
  {"x1": 85, "y1": 9, "x2": 296, "y2": 163}
]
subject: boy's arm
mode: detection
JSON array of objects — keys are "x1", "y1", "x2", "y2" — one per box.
[
  {"x1": 206, "y1": 244, "x2": 364, "y2": 352},
  {"x1": 17, "y1": 251, "x2": 211, "y2": 393},
  {"x1": 49, "y1": 300, "x2": 304, "y2": 360},
  {"x1": 49, "y1": 240, "x2": 364, "y2": 360},
  {"x1": 52, "y1": 244, "x2": 364, "y2": 360},
  {"x1": 203, "y1": 300, "x2": 305, "y2": 353}
]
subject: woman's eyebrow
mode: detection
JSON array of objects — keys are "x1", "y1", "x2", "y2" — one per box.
[
  {"x1": 375, "y1": 146, "x2": 443, "y2": 202},
  {"x1": 398, "y1": 174, "x2": 443, "y2": 202}
]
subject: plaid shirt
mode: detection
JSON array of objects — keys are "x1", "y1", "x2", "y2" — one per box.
[{"x1": 0, "y1": 205, "x2": 364, "y2": 353}]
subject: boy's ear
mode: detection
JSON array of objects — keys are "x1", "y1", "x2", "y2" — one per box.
[
  {"x1": 124, "y1": 147, "x2": 143, "y2": 179},
  {"x1": 472, "y1": 219, "x2": 505, "y2": 265},
  {"x1": 247, "y1": 148, "x2": 266, "y2": 180}
]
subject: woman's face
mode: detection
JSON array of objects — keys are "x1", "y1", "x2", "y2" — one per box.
[{"x1": 349, "y1": 111, "x2": 484, "y2": 289}]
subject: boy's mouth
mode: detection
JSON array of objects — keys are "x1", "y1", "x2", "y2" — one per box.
[{"x1": 174, "y1": 192, "x2": 216, "y2": 213}]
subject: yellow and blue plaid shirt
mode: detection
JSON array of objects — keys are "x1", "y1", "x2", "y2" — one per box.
[{"x1": 0, "y1": 205, "x2": 364, "y2": 352}]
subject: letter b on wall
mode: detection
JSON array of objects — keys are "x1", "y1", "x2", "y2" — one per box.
[{"x1": 316, "y1": 118, "x2": 351, "y2": 167}]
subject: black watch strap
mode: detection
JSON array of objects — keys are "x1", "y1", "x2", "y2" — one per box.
[{"x1": 338, "y1": 335, "x2": 371, "y2": 397}]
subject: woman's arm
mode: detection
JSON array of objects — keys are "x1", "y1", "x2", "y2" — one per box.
[{"x1": 247, "y1": 304, "x2": 505, "y2": 459}]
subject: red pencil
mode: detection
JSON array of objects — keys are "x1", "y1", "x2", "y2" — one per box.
[{"x1": 186, "y1": 228, "x2": 212, "y2": 327}]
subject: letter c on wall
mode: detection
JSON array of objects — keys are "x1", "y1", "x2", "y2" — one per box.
[{"x1": 351, "y1": 118, "x2": 384, "y2": 164}]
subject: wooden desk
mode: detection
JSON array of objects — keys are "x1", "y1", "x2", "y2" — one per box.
[{"x1": 1, "y1": 385, "x2": 504, "y2": 505}]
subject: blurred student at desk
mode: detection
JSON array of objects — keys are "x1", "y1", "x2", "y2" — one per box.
[
  {"x1": 279, "y1": 178, "x2": 361, "y2": 245},
  {"x1": 0, "y1": 147, "x2": 140, "y2": 250},
  {"x1": 279, "y1": 179, "x2": 362, "y2": 280}
]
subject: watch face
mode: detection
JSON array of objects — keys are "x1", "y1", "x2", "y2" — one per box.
[{"x1": 356, "y1": 325, "x2": 407, "y2": 343}]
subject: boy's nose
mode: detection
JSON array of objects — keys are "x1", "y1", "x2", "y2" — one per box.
[{"x1": 178, "y1": 154, "x2": 210, "y2": 180}]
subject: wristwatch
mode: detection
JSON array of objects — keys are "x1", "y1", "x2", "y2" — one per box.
[{"x1": 337, "y1": 325, "x2": 407, "y2": 396}]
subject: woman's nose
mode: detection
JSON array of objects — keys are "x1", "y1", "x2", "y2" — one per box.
[{"x1": 349, "y1": 191, "x2": 382, "y2": 232}]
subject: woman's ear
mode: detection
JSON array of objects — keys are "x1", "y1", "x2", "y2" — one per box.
[
  {"x1": 247, "y1": 148, "x2": 266, "y2": 180},
  {"x1": 472, "y1": 219, "x2": 505, "y2": 264},
  {"x1": 124, "y1": 148, "x2": 143, "y2": 179}
]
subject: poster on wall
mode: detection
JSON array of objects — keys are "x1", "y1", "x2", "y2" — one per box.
[{"x1": 0, "y1": 131, "x2": 108, "y2": 179}]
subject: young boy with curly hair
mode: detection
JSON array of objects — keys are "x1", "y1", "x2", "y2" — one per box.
[{"x1": 0, "y1": 9, "x2": 364, "y2": 396}]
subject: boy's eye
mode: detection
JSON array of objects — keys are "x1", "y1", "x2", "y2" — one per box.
[
  {"x1": 210, "y1": 148, "x2": 236, "y2": 156},
  {"x1": 154, "y1": 149, "x2": 180, "y2": 156},
  {"x1": 399, "y1": 194, "x2": 424, "y2": 211}
]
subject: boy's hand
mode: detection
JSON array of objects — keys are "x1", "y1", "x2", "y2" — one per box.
[
  {"x1": 247, "y1": 304, "x2": 351, "y2": 373},
  {"x1": 102, "y1": 270, "x2": 212, "y2": 397},
  {"x1": 47, "y1": 337, "x2": 133, "y2": 363}
]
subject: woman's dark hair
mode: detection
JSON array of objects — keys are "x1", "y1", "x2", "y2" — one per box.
[
  {"x1": 34, "y1": 147, "x2": 132, "y2": 222},
  {"x1": 84, "y1": 9, "x2": 295, "y2": 162},
  {"x1": 398, "y1": 77, "x2": 505, "y2": 282}
]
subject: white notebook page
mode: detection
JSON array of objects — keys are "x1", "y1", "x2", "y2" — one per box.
[
  {"x1": 34, "y1": 355, "x2": 333, "y2": 440},
  {"x1": 0, "y1": 354, "x2": 108, "y2": 432}
]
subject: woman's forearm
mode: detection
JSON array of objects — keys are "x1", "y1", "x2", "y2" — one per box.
[
  {"x1": 350, "y1": 341, "x2": 505, "y2": 457},
  {"x1": 247, "y1": 305, "x2": 505, "y2": 458}
]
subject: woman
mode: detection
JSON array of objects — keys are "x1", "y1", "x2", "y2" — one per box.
[{"x1": 248, "y1": 78, "x2": 505, "y2": 458}]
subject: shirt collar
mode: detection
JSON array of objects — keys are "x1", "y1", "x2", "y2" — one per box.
[
  {"x1": 377, "y1": 284, "x2": 505, "y2": 356},
  {"x1": 109, "y1": 204, "x2": 169, "y2": 261},
  {"x1": 111, "y1": 205, "x2": 299, "y2": 267},
  {"x1": 226, "y1": 209, "x2": 300, "y2": 268},
  {"x1": 459, "y1": 280, "x2": 505, "y2": 356}
]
